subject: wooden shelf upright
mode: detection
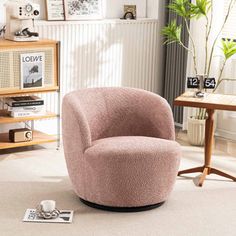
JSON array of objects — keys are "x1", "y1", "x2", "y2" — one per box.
[{"x1": 0, "y1": 39, "x2": 60, "y2": 150}]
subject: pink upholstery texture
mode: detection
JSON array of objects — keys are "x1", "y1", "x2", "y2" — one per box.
[{"x1": 62, "y1": 87, "x2": 181, "y2": 207}]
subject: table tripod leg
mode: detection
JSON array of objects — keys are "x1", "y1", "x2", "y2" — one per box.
[
  {"x1": 210, "y1": 168, "x2": 236, "y2": 181},
  {"x1": 178, "y1": 166, "x2": 204, "y2": 176},
  {"x1": 204, "y1": 109, "x2": 215, "y2": 168},
  {"x1": 198, "y1": 167, "x2": 208, "y2": 187}
]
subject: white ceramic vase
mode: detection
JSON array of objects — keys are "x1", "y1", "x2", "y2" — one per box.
[{"x1": 187, "y1": 116, "x2": 205, "y2": 146}]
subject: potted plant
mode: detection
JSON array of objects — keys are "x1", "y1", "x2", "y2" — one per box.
[{"x1": 162, "y1": 0, "x2": 236, "y2": 146}]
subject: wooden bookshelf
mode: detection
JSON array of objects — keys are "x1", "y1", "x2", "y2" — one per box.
[
  {"x1": 0, "y1": 39, "x2": 60, "y2": 151},
  {"x1": 0, "y1": 130, "x2": 57, "y2": 150},
  {"x1": 0, "y1": 110, "x2": 58, "y2": 124}
]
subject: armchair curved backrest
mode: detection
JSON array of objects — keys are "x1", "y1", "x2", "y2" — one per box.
[{"x1": 62, "y1": 88, "x2": 175, "y2": 154}]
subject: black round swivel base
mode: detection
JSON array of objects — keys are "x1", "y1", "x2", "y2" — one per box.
[{"x1": 80, "y1": 198, "x2": 165, "y2": 212}]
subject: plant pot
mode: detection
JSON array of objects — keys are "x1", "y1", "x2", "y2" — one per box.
[{"x1": 187, "y1": 117, "x2": 205, "y2": 146}]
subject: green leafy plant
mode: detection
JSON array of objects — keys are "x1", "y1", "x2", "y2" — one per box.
[
  {"x1": 162, "y1": 0, "x2": 236, "y2": 80},
  {"x1": 162, "y1": 20, "x2": 182, "y2": 45},
  {"x1": 190, "y1": 0, "x2": 211, "y2": 18},
  {"x1": 214, "y1": 39, "x2": 236, "y2": 92},
  {"x1": 168, "y1": 0, "x2": 194, "y2": 18},
  {"x1": 221, "y1": 39, "x2": 236, "y2": 60},
  {"x1": 162, "y1": 0, "x2": 236, "y2": 120}
]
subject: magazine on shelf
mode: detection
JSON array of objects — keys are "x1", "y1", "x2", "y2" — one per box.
[
  {"x1": 10, "y1": 110, "x2": 46, "y2": 118},
  {"x1": 5, "y1": 96, "x2": 44, "y2": 107},
  {"x1": 21, "y1": 52, "x2": 45, "y2": 89},
  {"x1": 23, "y1": 209, "x2": 73, "y2": 224}
]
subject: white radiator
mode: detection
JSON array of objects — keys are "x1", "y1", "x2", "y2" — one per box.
[
  {"x1": 35, "y1": 19, "x2": 159, "y2": 94},
  {"x1": 34, "y1": 19, "x2": 159, "y2": 134}
]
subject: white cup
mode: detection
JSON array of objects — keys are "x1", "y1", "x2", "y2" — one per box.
[{"x1": 40, "y1": 200, "x2": 56, "y2": 212}]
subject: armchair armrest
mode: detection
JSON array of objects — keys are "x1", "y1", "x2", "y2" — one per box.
[
  {"x1": 62, "y1": 93, "x2": 91, "y2": 154},
  {"x1": 139, "y1": 92, "x2": 175, "y2": 140}
]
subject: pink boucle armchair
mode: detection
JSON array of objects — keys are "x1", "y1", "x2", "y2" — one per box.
[{"x1": 62, "y1": 87, "x2": 181, "y2": 212}]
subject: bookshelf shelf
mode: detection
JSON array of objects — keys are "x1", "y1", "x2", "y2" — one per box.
[
  {"x1": 0, "y1": 110, "x2": 58, "y2": 124},
  {"x1": 0, "y1": 86, "x2": 60, "y2": 96},
  {"x1": 0, "y1": 39, "x2": 60, "y2": 151},
  {"x1": 0, "y1": 131, "x2": 57, "y2": 150}
]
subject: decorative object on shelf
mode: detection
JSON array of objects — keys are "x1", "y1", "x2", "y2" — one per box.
[
  {"x1": 124, "y1": 5, "x2": 136, "y2": 19},
  {"x1": 64, "y1": 0, "x2": 102, "y2": 20},
  {"x1": 121, "y1": 11, "x2": 135, "y2": 20},
  {"x1": 36, "y1": 200, "x2": 60, "y2": 219},
  {"x1": 9, "y1": 128, "x2": 33, "y2": 143},
  {"x1": 20, "y1": 52, "x2": 45, "y2": 89},
  {"x1": 162, "y1": 0, "x2": 236, "y2": 146},
  {"x1": 46, "y1": 0, "x2": 65, "y2": 21},
  {"x1": 4, "y1": 0, "x2": 40, "y2": 41}
]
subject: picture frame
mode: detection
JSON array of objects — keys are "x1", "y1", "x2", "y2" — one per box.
[
  {"x1": 45, "y1": 0, "x2": 65, "y2": 21},
  {"x1": 124, "y1": 5, "x2": 137, "y2": 19},
  {"x1": 64, "y1": 0, "x2": 103, "y2": 20},
  {"x1": 20, "y1": 52, "x2": 45, "y2": 89}
]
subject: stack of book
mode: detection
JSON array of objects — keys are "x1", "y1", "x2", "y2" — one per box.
[{"x1": 5, "y1": 96, "x2": 45, "y2": 118}]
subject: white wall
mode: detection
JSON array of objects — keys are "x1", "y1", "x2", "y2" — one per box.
[
  {"x1": 0, "y1": 0, "x2": 158, "y2": 24},
  {"x1": 0, "y1": 0, "x2": 162, "y2": 94},
  {"x1": 0, "y1": 0, "x2": 7, "y2": 24},
  {"x1": 0, "y1": 0, "x2": 163, "y2": 135}
]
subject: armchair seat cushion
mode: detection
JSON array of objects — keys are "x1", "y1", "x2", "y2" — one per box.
[
  {"x1": 84, "y1": 136, "x2": 181, "y2": 207},
  {"x1": 86, "y1": 136, "x2": 180, "y2": 160}
]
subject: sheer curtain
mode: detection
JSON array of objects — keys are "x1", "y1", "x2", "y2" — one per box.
[
  {"x1": 216, "y1": 0, "x2": 236, "y2": 140},
  {"x1": 183, "y1": 0, "x2": 236, "y2": 140},
  {"x1": 216, "y1": 60, "x2": 236, "y2": 140}
]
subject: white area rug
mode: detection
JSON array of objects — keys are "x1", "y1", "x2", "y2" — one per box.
[{"x1": 0, "y1": 144, "x2": 236, "y2": 236}]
